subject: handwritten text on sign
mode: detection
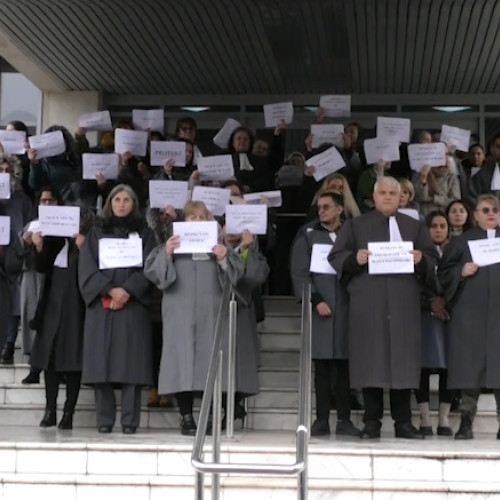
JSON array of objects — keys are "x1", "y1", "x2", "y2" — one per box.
[{"x1": 368, "y1": 241, "x2": 414, "y2": 275}]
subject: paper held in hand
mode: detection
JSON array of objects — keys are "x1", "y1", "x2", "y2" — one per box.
[
  {"x1": 197, "y1": 155, "x2": 234, "y2": 181},
  {"x1": 99, "y1": 237, "x2": 143, "y2": 270},
  {"x1": 225, "y1": 204, "x2": 267, "y2": 235},
  {"x1": 191, "y1": 186, "x2": 231, "y2": 216},
  {"x1": 78, "y1": 111, "x2": 112, "y2": 131},
  {"x1": 311, "y1": 124, "x2": 344, "y2": 149},
  {"x1": 114, "y1": 129, "x2": 148, "y2": 156},
  {"x1": 149, "y1": 141, "x2": 186, "y2": 167},
  {"x1": 0, "y1": 173, "x2": 10, "y2": 199},
  {"x1": 132, "y1": 109, "x2": 164, "y2": 134},
  {"x1": 243, "y1": 190, "x2": 282, "y2": 208},
  {"x1": 468, "y1": 238, "x2": 500, "y2": 267},
  {"x1": 440, "y1": 125, "x2": 471, "y2": 152},
  {"x1": 0, "y1": 130, "x2": 26, "y2": 155},
  {"x1": 368, "y1": 241, "x2": 415, "y2": 275},
  {"x1": 263, "y1": 102, "x2": 294, "y2": 128},
  {"x1": 407, "y1": 143, "x2": 447, "y2": 172},
  {"x1": 0, "y1": 216, "x2": 10, "y2": 245},
  {"x1": 363, "y1": 138, "x2": 400, "y2": 164},
  {"x1": 149, "y1": 180, "x2": 190, "y2": 209},
  {"x1": 306, "y1": 146, "x2": 346, "y2": 181},
  {"x1": 28, "y1": 131, "x2": 66, "y2": 159},
  {"x1": 213, "y1": 118, "x2": 241, "y2": 149},
  {"x1": 318, "y1": 95, "x2": 351, "y2": 117},
  {"x1": 376, "y1": 116, "x2": 411, "y2": 144},
  {"x1": 310, "y1": 244, "x2": 336, "y2": 275},
  {"x1": 38, "y1": 206, "x2": 80, "y2": 237},
  {"x1": 173, "y1": 220, "x2": 218, "y2": 253},
  {"x1": 82, "y1": 153, "x2": 119, "y2": 180}
]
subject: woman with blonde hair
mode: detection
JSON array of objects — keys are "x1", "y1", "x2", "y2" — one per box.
[{"x1": 312, "y1": 173, "x2": 360, "y2": 219}]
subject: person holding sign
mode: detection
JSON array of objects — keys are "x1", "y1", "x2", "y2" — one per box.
[
  {"x1": 78, "y1": 185, "x2": 156, "y2": 434},
  {"x1": 152, "y1": 140, "x2": 196, "y2": 182},
  {"x1": 438, "y1": 194, "x2": 500, "y2": 440},
  {"x1": 144, "y1": 201, "x2": 244, "y2": 436},
  {"x1": 29, "y1": 210, "x2": 94, "y2": 430},
  {"x1": 291, "y1": 192, "x2": 360, "y2": 437},
  {"x1": 329, "y1": 177, "x2": 438, "y2": 439}
]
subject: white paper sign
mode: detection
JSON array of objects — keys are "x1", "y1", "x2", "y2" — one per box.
[
  {"x1": 310, "y1": 244, "x2": 336, "y2": 275},
  {"x1": 197, "y1": 155, "x2": 234, "y2": 181},
  {"x1": 27, "y1": 220, "x2": 40, "y2": 233},
  {"x1": 0, "y1": 130, "x2": 26, "y2": 154},
  {"x1": 398, "y1": 208, "x2": 420, "y2": 221},
  {"x1": 192, "y1": 186, "x2": 231, "y2": 216},
  {"x1": 28, "y1": 131, "x2": 66, "y2": 159},
  {"x1": 319, "y1": 95, "x2": 351, "y2": 117},
  {"x1": 376, "y1": 117, "x2": 411, "y2": 144},
  {"x1": 99, "y1": 238, "x2": 143, "y2": 269},
  {"x1": 38, "y1": 206, "x2": 80, "y2": 237},
  {"x1": 173, "y1": 221, "x2": 218, "y2": 253},
  {"x1": 0, "y1": 173, "x2": 10, "y2": 199},
  {"x1": 407, "y1": 143, "x2": 447, "y2": 172},
  {"x1": 363, "y1": 138, "x2": 400, "y2": 164},
  {"x1": 368, "y1": 241, "x2": 414, "y2": 275},
  {"x1": 82, "y1": 153, "x2": 119, "y2": 180},
  {"x1": 244, "y1": 190, "x2": 282, "y2": 208},
  {"x1": 213, "y1": 118, "x2": 241, "y2": 149},
  {"x1": 150, "y1": 141, "x2": 186, "y2": 167},
  {"x1": 306, "y1": 146, "x2": 346, "y2": 182},
  {"x1": 440, "y1": 125, "x2": 471, "y2": 152},
  {"x1": 225, "y1": 204, "x2": 268, "y2": 235},
  {"x1": 132, "y1": 109, "x2": 164, "y2": 134},
  {"x1": 114, "y1": 128, "x2": 148, "y2": 156},
  {"x1": 468, "y1": 238, "x2": 500, "y2": 267},
  {"x1": 0, "y1": 216, "x2": 10, "y2": 245},
  {"x1": 311, "y1": 124, "x2": 344, "y2": 149},
  {"x1": 149, "y1": 180, "x2": 189, "y2": 209},
  {"x1": 263, "y1": 102, "x2": 294, "y2": 128},
  {"x1": 78, "y1": 111, "x2": 112, "y2": 131}
]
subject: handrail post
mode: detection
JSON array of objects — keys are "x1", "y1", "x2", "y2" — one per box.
[
  {"x1": 226, "y1": 292, "x2": 238, "y2": 438},
  {"x1": 212, "y1": 350, "x2": 223, "y2": 500}
]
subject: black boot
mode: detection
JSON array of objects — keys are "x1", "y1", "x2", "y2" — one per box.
[
  {"x1": 39, "y1": 410, "x2": 56, "y2": 428},
  {"x1": 0, "y1": 342, "x2": 14, "y2": 365},
  {"x1": 180, "y1": 414, "x2": 197, "y2": 436},
  {"x1": 455, "y1": 414, "x2": 473, "y2": 440},
  {"x1": 22, "y1": 368, "x2": 41, "y2": 384},
  {"x1": 58, "y1": 412, "x2": 73, "y2": 430}
]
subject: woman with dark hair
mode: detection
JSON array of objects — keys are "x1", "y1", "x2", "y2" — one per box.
[
  {"x1": 27, "y1": 125, "x2": 80, "y2": 193},
  {"x1": 445, "y1": 200, "x2": 474, "y2": 238},
  {"x1": 5, "y1": 120, "x2": 32, "y2": 199},
  {"x1": 153, "y1": 139, "x2": 197, "y2": 182},
  {"x1": 175, "y1": 117, "x2": 203, "y2": 164},
  {"x1": 79, "y1": 184, "x2": 156, "y2": 434}
]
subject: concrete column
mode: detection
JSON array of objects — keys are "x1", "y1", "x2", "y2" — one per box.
[{"x1": 41, "y1": 90, "x2": 102, "y2": 146}]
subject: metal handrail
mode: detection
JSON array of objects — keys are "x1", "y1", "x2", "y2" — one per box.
[{"x1": 192, "y1": 279, "x2": 312, "y2": 500}]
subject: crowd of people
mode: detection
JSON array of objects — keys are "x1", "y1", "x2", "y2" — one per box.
[{"x1": 0, "y1": 107, "x2": 498, "y2": 440}]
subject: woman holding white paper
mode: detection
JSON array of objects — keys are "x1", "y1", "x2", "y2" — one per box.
[
  {"x1": 79, "y1": 184, "x2": 156, "y2": 434},
  {"x1": 144, "y1": 201, "x2": 244, "y2": 435},
  {"x1": 438, "y1": 194, "x2": 500, "y2": 440}
]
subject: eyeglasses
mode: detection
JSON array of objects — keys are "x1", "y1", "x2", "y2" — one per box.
[{"x1": 477, "y1": 206, "x2": 500, "y2": 214}]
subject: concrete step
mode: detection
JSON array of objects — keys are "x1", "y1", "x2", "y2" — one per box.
[
  {"x1": 258, "y1": 315, "x2": 301, "y2": 334},
  {"x1": 263, "y1": 295, "x2": 300, "y2": 316}
]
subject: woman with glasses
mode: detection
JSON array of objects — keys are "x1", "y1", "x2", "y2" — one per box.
[{"x1": 439, "y1": 194, "x2": 500, "y2": 440}]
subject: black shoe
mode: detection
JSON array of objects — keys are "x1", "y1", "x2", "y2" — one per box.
[
  {"x1": 0, "y1": 342, "x2": 14, "y2": 365},
  {"x1": 437, "y1": 426, "x2": 453, "y2": 437},
  {"x1": 311, "y1": 419, "x2": 330, "y2": 437},
  {"x1": 122, "y1": 426, "x2": 136, "y2": 434},
  {"x1": 22, "y1": 369, "x2": 40, "y2": 384},
  {"x1": 454, "y1": 415, "x2": 473, "y2": 440},
  {"x1": 360, "y1": 422, "x2": 381, "y2": 439},
  {"x1": 419, "y1": 426, "x2": 433, "y2": 436},
  {"x1": 57, "y1": 412, "x2": 73, "y2": 430},
  {"x1": 395, "y1": 422, "x2": 425, "y2": 439},
  {"x1": 181, "y1": 414, "x2": 197, "y2": 436},
  {"x1": 98, "y1": 425, "x2": 112, "y2": 433},
  {"x1": 39, "y1": 410, "x2": 56, "y2": 428},
  {"x1": 336, "y1": 419, "x2": 361, "y2": 436}
]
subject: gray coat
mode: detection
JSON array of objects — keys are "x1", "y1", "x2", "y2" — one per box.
[
  {"x1": 438, "y1": 227, "x2": 500, "y2": 388},
  {"x1": 79, "y1": 223, "x2": 156, "y2": 386},
  {"x1": 329, "y1": 210, "x2": 438, "y2": 389},
  {"x1": 290, "y1": 221, "x2": 348, "y2": 359},
  {"x1": 144, "y1": 247, "x2": 244, "y2": 395}
]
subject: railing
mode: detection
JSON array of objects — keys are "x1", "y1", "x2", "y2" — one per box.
[{"x1": 191, "y1": 278, "x2": 312, "y2": 500}]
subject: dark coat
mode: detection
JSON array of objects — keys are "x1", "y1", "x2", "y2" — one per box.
[
  {"x1": 78, "y1": 219, "x2": 156, "y2": 385},
  {"x1": 290, "y1": 221, "x2": 349, "y2": 359},
  {"x1": 438, "y1": 227, "x2": 500, "y2": 388},
  {"x1": 329, "y1": 210, "x2": 438, "y2": 389},
  {"x1": 468, "y1": 160, "x2": 497, "y2": 206},
  {"x1": 30, "y1": 238, "x2": 85, "y2": 372}
]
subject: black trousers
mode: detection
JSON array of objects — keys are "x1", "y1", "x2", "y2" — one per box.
[
  {"x1": 414, "y1": 368, "x2": 455, "y2": 405},
  {"x1": 362, "y1": 387, "x2": 411, "y2": 425},
  {"x1": 44, "y1": 368, "x2": 81, "y2": 414},
  {"x1": 314, "y1": 359, "x2": 351, "y2": 421}
]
